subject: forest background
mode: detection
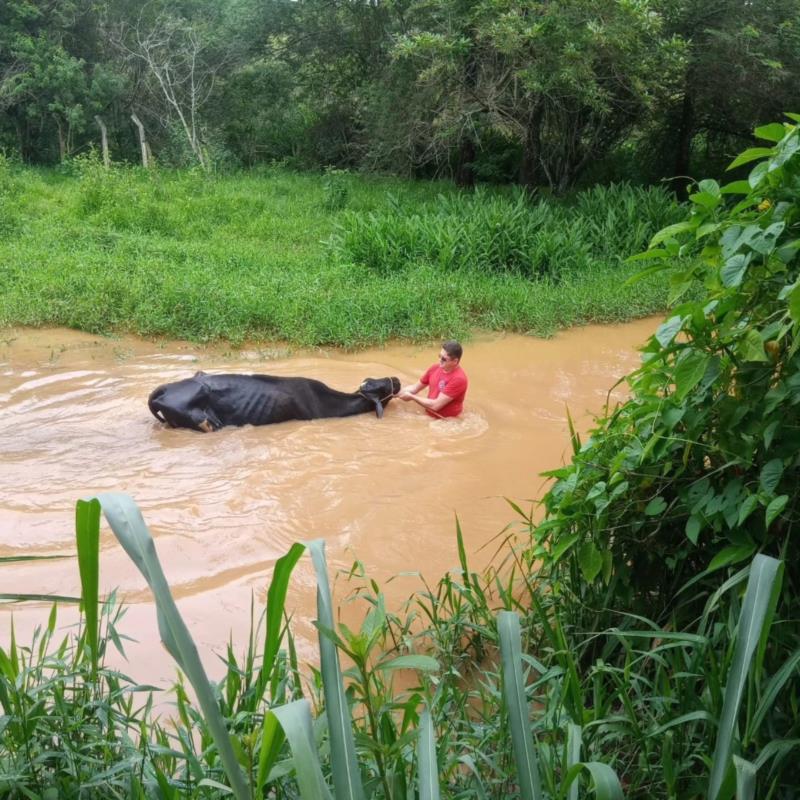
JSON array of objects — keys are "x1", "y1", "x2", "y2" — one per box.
[{"x1": 2, "y1": 0, "x2": 799, "y2": 194}]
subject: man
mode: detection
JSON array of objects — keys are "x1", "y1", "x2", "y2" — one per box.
[{"x1": 398, "y1": 340, "x2": 468, "y2": 418}]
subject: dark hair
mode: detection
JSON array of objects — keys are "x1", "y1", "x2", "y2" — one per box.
[{"x1": 442, "y1": 340, "x2": 463, "y2": 360}]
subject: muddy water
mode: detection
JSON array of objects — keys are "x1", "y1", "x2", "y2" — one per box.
[{"x1": 0, "y1": 320, "x2": 656, "y2": 685}]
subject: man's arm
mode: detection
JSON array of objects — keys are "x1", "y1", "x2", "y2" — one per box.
[
  {"x1": 404, "y1": 391, "x2": 454, "y2": 414},
  {"x1": 398, "y1": 380, "x2": 424, "y2": 399}
]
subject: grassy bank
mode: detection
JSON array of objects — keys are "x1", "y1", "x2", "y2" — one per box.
[{"x1": 0, "y1": 157, "x2": 678, "y2": 347}]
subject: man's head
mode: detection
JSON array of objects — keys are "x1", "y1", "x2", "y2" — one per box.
[{"x1": 438, "y1": 340, "x2": 462, "y2": 373}]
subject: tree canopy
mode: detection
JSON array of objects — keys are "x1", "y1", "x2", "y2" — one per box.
[{"x1": 1, "y1": 0, "x2": 798, "y2": 189}]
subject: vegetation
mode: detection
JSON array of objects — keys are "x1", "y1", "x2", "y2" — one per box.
[
  {"x1": 1, "y1": 1, "x2": 798, "y2": 191},
  {"x1": 2, "y1": 120, "x2": 799, "y2": 798},
  {"x1": 0, "y1": 160, "x2": 675, "y2": 346}
]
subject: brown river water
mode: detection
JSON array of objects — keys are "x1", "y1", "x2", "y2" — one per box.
[{"x1": 0, "y1": 319, "x2": 657, "y2": 687}]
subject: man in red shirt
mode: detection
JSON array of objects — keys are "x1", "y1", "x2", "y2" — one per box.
[{"x1": 398, "y1": 340, "x2": 468, "y2": 418}]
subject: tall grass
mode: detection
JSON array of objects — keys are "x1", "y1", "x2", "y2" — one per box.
[
  {"x1": 330, "y1": 185, "x2": 681, "y2": 280},
  {"x1": 3, "y1": 495, "x2": 794, "y2": 798},
  {"x1": 0, "y1": 158, "x2": 675, "y2": 346}
]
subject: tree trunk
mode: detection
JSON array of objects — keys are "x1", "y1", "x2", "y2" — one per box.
[
  {"x1": 673, "y1": 84, "x2": 695, "y2": 200},
  {"x1": 518, "y1": 106, "x2": 544, "y2": 189},
  {"x1": 131, "y1": 113, "x2": 149, "y2": 167},
  {"x1": 95, "y1": 115, "x2": 110, "y2": 167},
  {"x1": 56, "y1": 118, "x2": 66, "y2": 162},
  {"x1": 454, "y1": 137, "x2": 476, "y2": 188}
]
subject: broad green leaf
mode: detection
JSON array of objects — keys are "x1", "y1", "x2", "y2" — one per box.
[
  {"x1": 754, "y1": 123, "x2": 787, "y2": 142},
  {"x1": 685, "y1": 515, "x2": 702, "y2": 545},
  {"x1": 578, "y1": 541, "x2": 603, "y2": 582},
  {"x1": 497, "y1": 611, "x2": 544, "y2": 800},
  {"x1": 271, "y1": 701, "x2": 333, "y2": 800},
  {"x1": 737, "y1": 495, "x2": 759, "y2": 526},
  {"x1": 550, "y1": 532, "x2": 580, "y2": 564},
  {"x1": 257, "y1": 711, "x2": 285, "y2": 796},
  {"x1": 721, "y1": 254, "x2": 750, "y2": 287},
  {"x1": 417, "y1": 707, "x2": 440, "y2": 800},
  {"x1": 765, "y1": 495, "x2": 788, "y2": 529},
  {"x1": 707, "y1": 545, "x2": 756, "y2": 573},
  {"x1": 258, "y1": 542, "x2": 306, "y2": 702},
  {"x1": 727, "y1": 147, "x2": 773, "y2": 170},
  {"x1": 733, "y1": 757, "x2": 757, "y2": 800},
  {"x1": 376, "y1": 655, "x2": 439, "y2": 672},
  {"x1": 738, "y1": 330, "x2": 767, "y2": 362},
  {"x1": 306, "y1": 540, "x2": 365, "y2": 800},
  {"x1": 649, "y1": 221, "x2": 696, "y2": 248},
  {"x1": 566, "y1": 724, "x2": 582, "y2": 800},
  {"x1": 644, "y1": 497, "x2": 667, "y2": 516},
  {"x1": 690, "y1": 191, "x2": 720, "y2": 210},
  {"x1": 720, "y1": 180, "x2": 752, "y2": 195},
  {"x1": 674, "y1": 351, "x2": 710, "y2": 401},
  {"x1": 655, "y1": 316, "x2": 683, "y2": 347},
  {"x1": 75, "y1": 499, "x2": 101, "y2": 676},
  {"x1": 788, "y1": 285, "x2": 800, "y2": 323},
  {"x1": 749, "y1": 161, "x2": 769, "y2": 188},
  {"x1": 707, "y1": 555, "x2": 782, "y2": 800},
  {"x1": 759, "y1": 459, "x2": 784, "y2": 495}
]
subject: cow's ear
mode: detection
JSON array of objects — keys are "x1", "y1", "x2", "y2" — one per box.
[{"x1": 374, "y1": 399, "x2": 384, "y2": 418}]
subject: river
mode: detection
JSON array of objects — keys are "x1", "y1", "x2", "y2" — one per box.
[{"x1": 0, "y1": 319, "x2": 657, "y2": 686}]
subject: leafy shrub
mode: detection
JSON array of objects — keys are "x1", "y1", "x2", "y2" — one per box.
[
  {"x1": 331, "y1": 184, "x2": 681, "y2": 279},
  {"x1": 321, "y1": 166, "x2": 351, "y2": 211}
]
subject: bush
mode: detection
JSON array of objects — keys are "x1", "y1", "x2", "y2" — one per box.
[{"x1": 330, "y1": 184, "x2": 682, "y2": 279}]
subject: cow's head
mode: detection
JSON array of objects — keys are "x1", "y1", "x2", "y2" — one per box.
[{"x1": 359, "y1": 377, "x2": 401, "y2": 418}]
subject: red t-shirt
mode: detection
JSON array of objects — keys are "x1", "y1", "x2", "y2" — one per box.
[{"x1": 420, "y1": 364, "x2": 468, "y2": 418}]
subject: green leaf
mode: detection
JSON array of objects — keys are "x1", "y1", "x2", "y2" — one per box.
[
  {"x1": 649, "y1": 221, "x2": 696, "y2": 247},
  {"x1": 674, "y1": 351, "x2": 710, "y2": 401},
  {"x1": 644, "y1": 497, "x2": 667, "y2": 516},
  {"x1": 306, "y1": 540, "x2": 366, "y2": 800},
  {"x1": 738, "y1": 330, "x2": 767, "y2": 362},
  {"x1": 707, "y1": 555, "x2": 782, "y2": 800},
  {"x1": 720, "y1": 253, "x2": 751, "y2": 289},
  {"x1": 721, "y1": 254, "x2": 750, "y2": 287},
  {"x1": 788, "y1": 285, "x2": 800, "y2": 323},
  {"x1": 749, "y1": 161, "x2": 769, "y2": 188},
  {"x1": 578, "y1": 542, "x2": 603, "y2": 582},
  {"x1": 765, "y1": 495, "x2": 788, "y2": 529},
  {"x1": 256, "y1": 711, "x2": 285, "y2": 796},
  {"x1": 75, "y1": 499, "x2": 101, "y2": 676},
  {"x1": 708, "y1": 545, "x2": 756, "y2": 573},
  {"x1": 686, "y1": 515, "x2": 702, "y2": 545},
  {"x1": 737, "y1": 495, "x2": 759, "y2": 526},
  {"x1": 732, "y1": 757, "x2": 757, "y2": 800},
  {"x1": 759, "y1": 459, "x2": 784, "y2": 495},
  {"x1": 497, "y1": 612, "x2": 544, "y2": 800},
  {"x1": 655, "y1": 316, "x2": 683, "y2": 347},
  {"x1": 417, "y1": 707, "x2": 440, "y2": 800},
  {"x1": 727, "y1": 147, "x2": 774, "y2": 170},
  {"x1": 376, "y1": 655, "x2": 439, "y2": 672},
  {"x1": 720, "y1": 180, "x2": 752, "y2": 195},
  {"x1": 271, "y1": 701, "x2": 333, "y2": 800},
  {"x1": 258, "y1": 543, "x2": 306, "y2": 702},
  {"x1": 754, "y1": 123, "x2": 787, "y2": 143},
  {"x1": 550, "y1": 532, "x2": 580, "y2": 564}
]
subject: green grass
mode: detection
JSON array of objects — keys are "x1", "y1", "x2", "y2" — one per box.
[{"x1": 0, "y1": 158, "x2": 675, "y2": 347}]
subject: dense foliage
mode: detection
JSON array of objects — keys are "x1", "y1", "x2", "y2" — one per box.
[
  {"x1": 1, "y1": 0, "x2": 798, "y2": 189},
  {"x1": 0, "y1": 162, "x2": 673, "y2": 345},
  {"x1": 2, "y1": 123, "x2": 799, "y2": 798}
]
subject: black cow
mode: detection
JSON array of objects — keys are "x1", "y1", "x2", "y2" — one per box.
[{"x1": 148, "y1": 371, "x2": 401, "y2": 432}]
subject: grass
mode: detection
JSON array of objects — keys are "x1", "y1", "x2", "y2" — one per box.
[
  {"x1": 1, "y1": 495, "x2": 794, "y2": 798},
  {"x1": 0, "y1": 156, "x2": 676, "y2": 347}
]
